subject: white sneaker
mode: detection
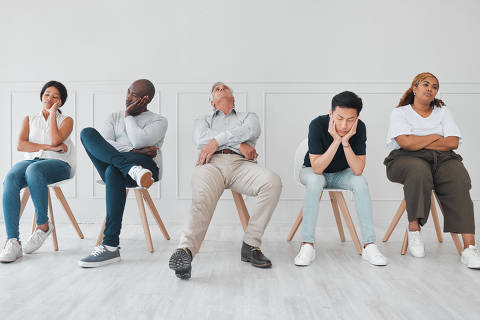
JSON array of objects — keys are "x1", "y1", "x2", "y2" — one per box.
[
  {"x1": 0, "y1": 239, "x2": 23, "y2": 263},
  {"x1": 128, "y1": 166, "x2": 154, "y2": 189},
  {"x1": 461, "y1": 245, "x2": 480, "y2": 269},
  {"x1": 23, "y1": 222, "x2": 54, "y2": 254},
  {"x1": 408, "y1": 229, "x2": 425, "y2": 258},
  {"x1": 362, "y1": 243, "x2": 388, "y2": 266},
  {"x1": 294, "y1": 243, "x2": 315, "y2": 266}
]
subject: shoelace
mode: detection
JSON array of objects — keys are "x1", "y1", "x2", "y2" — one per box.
[
  {"x1": 91, "y1": 246, "x2": 106, "y2": 257},
  {"x1": 4, "y1": 240, "x2": 14, "y2": 251},
  {"x1": 30, "y1": 230, "x2": 45, "y2": 243},
  {"x1": 366, "y1": 246, "x2": 384, "y2": 259},
  {"x1": 469, "y1": 244, "x2": 480, "y2": 255},
  {"x1": 410, "y1": 232, "x2": 423, "y2": 245}
]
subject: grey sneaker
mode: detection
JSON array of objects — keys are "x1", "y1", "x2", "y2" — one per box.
[{"x1": 78, "y1": 245, "x2": 121, "y2": 268}]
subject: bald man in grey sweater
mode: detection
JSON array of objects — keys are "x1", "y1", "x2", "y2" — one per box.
[{"x1": 78, "y1": 79, "x2": 168, "y2": 268}]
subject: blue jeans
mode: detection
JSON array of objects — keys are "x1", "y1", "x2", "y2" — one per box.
[
  {"x1": 2, "y1": 159, "x2": 70, "y2": 239},
  {"x1": 80, "y1": 127, "x2": 159, "y2": 247},
  {"x1": 300, "y1": 167, "x2": 376, "y2": 244}
]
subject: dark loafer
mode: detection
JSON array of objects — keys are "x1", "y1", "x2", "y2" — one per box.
[
  {"x1": 240, "y1": 242, "x2": 272, "y2": 268},
  {"x1": 169, "y1": 248, "x2": 192, "y2": 279}
]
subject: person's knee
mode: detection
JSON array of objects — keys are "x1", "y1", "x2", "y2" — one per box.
[
  {"x1": 25, "y1": 163, "x2": 44, "y2": 183},
  {"x1": 260, "y1": 171, "x2": 283, "y2": 195},
  {"x1": 3, "y1": 170, "x2": 21, "y2": 188},
  {"x1": 80, "y1": 127, "x2": 97, "y2": 142},
  {"x1": 303, "y1": 173, "x2": 325, "y2": 193},
  {"x1": 349, "y1": 175, "x2": 368, "y2": 192},
  {"x1": 403, "y1": 164, "x2": 433, "y2": 187}
]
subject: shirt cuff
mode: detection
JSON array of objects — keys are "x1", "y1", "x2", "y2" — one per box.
[{"x1": 214, "y1": 132, "x2": 228, "y2": 146}]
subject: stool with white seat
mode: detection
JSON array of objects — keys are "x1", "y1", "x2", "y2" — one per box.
[
  {"x1": 19, "y1": 177, "x2": 84, "y2": 251},
  {"x1": 95, "y1": 180, "x2": 170, "y2": 253},
  {"x1": 286, "y1": 138, "x2": 362, "y2": 255}
]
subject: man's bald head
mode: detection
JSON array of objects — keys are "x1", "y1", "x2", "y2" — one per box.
[
  {"x1": 131, "y1": 79, "x2": 155, "y2": 99},
  {"x1": 125, "y1": 79, "x2": 155, "y2": 112}
]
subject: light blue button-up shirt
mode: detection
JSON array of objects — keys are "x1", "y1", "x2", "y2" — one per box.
[{"x1": 192, "y1": 108, "x2": 261, "y2": 154}]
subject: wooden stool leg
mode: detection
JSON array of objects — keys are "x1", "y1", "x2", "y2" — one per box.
[
  {"x1": 96, "y1": 219, "x2": 106, "y2": 246},
  {"x1": 430, "y1": 192, "x2": 443, "y2": 243},
  {"x1": 401, "y1": 229, "x2": 408, "y2": 255},
  {"x1": 52, "y1": 187, "x2": 84, "y2": 239},
  {"x1": 334, "y1": 192, "x2": 362, "y2": 255},
  {"x1": 286, "y1": 191, "x2": 323, "y2": 241},
  {"x1": 383, "y1": 199, "x2": 406, "y2": 242},
  {"x1": 287, "y1": 209, "x2": 303, "y2": 241},
  {"x1": 135, "y1": 189, "x2": 154, "y2": 253},
  {"x1": 31, "y1": 213, "x2": 37, "y2": 234},
  {"x1": 451, "y1": 233, "x2": 463, "y2": 255},
  {"x1": 232, "y1": 191, "x2": 250, "y2": 231},
  {"x1": 433, "y1": 192, "x2": 463, "y2": 255},
  {"x1": 141, "y1": 189, "x2": 170, "y2": 240},
  {"x1": 329, "y1": 191, "x2": 345, "y2": 242},
  {"x1": 19, "y1": 188, "x2": 30, "y2": 219},
  {"x1": 48, "y1": 190, "x2": 59, "y2": 251}
]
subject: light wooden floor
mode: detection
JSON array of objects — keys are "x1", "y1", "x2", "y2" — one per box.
[{"x1": 1, "y1": 222, "x2": 480, "y2": 320}]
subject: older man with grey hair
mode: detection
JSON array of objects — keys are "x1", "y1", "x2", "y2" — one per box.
[{"x1": 169, "y1": 82, "x2": 282, "y2": 279}]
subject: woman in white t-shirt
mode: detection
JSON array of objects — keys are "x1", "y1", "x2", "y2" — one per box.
[
  {"x1": 384, "y1": 72, "x2": 479, "y2": 269},
  {"x1": 0, "y1": 81, "x2": 74, "y2": 263}
]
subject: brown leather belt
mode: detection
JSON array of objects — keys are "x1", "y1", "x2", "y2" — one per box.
[{"x1": 214, "y1": 149, "x2": 240, "y2": 155}]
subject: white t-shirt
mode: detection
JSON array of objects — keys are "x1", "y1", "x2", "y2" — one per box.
[
  {"x1": 24, "y1": 111, "x2": 75, "y2": 177},
  {"x1": 386, "y1": 105, "x2": 462, "y2": 151}
]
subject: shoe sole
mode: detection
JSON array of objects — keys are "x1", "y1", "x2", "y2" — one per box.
[
  {"x1": 361, "y1": 255, "x2": 387, "y2": 266},
  {"x1": 408, "y1": 249, "x2": 425, "y2": 258},
  {"x1": 140, "y1": 172, "x2": 154, "y2": 189},
  {"x1": 0, "y1": 255, "x2": 22, "y2": 263},
  {"x1": 461, "y1": 257, "x2": 480, "y2": 269},
  {"x1": 294, "y1": 263, "x2": 310, "y2": 267},
  {"x1": 169, "y1": 250, "x2": 192, "y2": 279},
  {"x1": 241, "y1": 256, "x2": 272, "y2": 268},
  {"x1": 78, "y1": 257, "x2": 121, "y2": 268}
]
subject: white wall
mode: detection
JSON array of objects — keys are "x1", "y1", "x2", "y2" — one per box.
[{"x1": 1, "y1": 1, "x2": 479, "y2": 227}]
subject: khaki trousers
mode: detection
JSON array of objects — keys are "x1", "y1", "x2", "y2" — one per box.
[{"x1": 178, "y1": 154, "x2": 282, "y2": 255}]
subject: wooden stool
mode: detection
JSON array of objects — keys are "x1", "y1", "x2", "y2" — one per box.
[
  {"x1": 382, "y1": 191, "x2": 463, "y2": 255},
  {"x1": 19, "y1": 178, "x2": 84, "y2": 251},
  {"x1": 198, "y1": 190, "x2": 251, "y2": 250},
  {"x1": 95, "y1": 181, "x2": 170, "y2": 253},
  {"x1": 286, "y1": 189, "x2": 363, "y2": 255}
]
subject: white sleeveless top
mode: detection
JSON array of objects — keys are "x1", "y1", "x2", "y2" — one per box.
[{"x1": 24, "y1": 111, "x2": 76, "y2": 177}]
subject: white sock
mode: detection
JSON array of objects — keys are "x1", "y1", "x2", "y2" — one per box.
[{"x1": 104, "y1": 245, "x2": 118, "y2": 252}]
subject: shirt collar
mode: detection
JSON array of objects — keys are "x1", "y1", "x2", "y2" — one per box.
[{"x1": 210, "y1": 108, "x2": 236, "y2": 117}]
